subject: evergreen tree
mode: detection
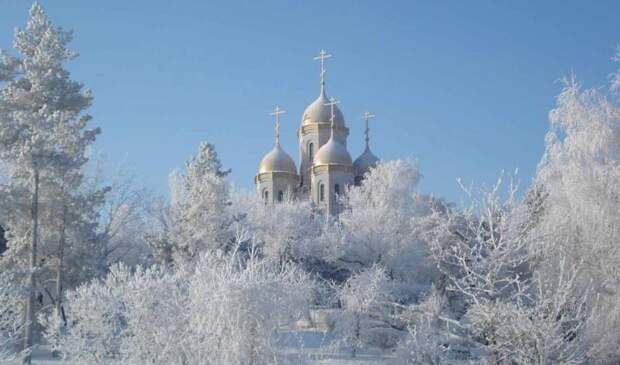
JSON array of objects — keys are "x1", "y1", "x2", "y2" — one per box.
[
  {"x1": 0, "y1": 4, "x2": 102, "y2": 360},
  {"x1": 161, "y1": 142, "x2": 232, "y2": 266}
]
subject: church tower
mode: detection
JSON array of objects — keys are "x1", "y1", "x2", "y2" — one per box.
[
  {"x1": 256, "y1": 106, "x2": 299, "y2": 203},
  {"x1": 298, "y1": 50, "x2": 349, "y2": 194},
  {"x1": 311, "y1": 97, "x2": 355, "y2": 215}
]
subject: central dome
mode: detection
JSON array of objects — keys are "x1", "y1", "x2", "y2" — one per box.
[
  {"x1": 301, "y1": 88, "x2": 345, "y2": 127},
  {"x1": 258, "y1": 145, "x2": 297, "y2": 174},
  {"x1": 314, "y1": 138, "x2": 352, "y2": 166}
]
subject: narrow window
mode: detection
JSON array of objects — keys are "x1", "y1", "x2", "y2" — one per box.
[
  {"x1": 334, "y1": 184, "x2": 340, "y2": 195},
  {"x1": 278, "y1": 190, "x2": 284, "y2": 202},
  {"x1": 263, "y1": 190, "x2": 269, "y2": 203},
  {"x1": 308, "y1": 143, "x2": 314, "y2": 163},
  {"x1": 319, "y1": 183, "x2": 325, "y2": 202}
]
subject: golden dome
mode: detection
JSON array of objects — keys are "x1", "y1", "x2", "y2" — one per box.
[
  {"x1": 258, "y1": 145, "x2": 297, "y2": 174},
  {"x1": 314, "y1": 138, "x2": 352, "y2": 166},
  {"x1": 301, "y1": 87, "x2": 345, "y2": 127}
]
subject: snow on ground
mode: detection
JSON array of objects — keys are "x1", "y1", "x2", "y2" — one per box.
[{"x1": 21, "y1": 329, "x2": 393, "y2": 365}]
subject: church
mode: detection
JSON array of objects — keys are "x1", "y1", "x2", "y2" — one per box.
[{"x1": 256, "y1": 50, "x2": 380, "y2": 215}]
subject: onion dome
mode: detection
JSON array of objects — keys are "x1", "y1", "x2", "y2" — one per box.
[
  {"x1": 258, "y1": 144, "x2": 297, "y2": 174},
  {"x1": 314, "y1": 138, "x2": 353, "y2": 166},
  {"x1": 258, "y1": 105, "x2": 297, "y2": 174},
  {"x1": 313, "y1": 97, "x2": 352, "y2": 166},
  {"x1": 302, "y1": 86, "x2": 345, "y2": 127},
  {"x1": 353, "y1": 146, "x2": 379, "y2": 176},
  {"x1": 354, "y1": 111, "x2": 380, "y2": 177}
]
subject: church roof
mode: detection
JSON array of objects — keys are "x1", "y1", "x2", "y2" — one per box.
[
  {"x1": 258, "y1": 144, "x2": 297, "y2": 174},
  {"x1": 301, "y1": 86, "x2": 345, "y2": 127},
  {"x1": 314, "y1": 137, "x2": 352, "y2": 166},
  {"x1": 353, "y1": 146, "x2": 380, "y2": 176}
]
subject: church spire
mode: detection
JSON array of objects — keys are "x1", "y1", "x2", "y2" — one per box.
[
  {"x1": 362, "y1": 111, "x2": 376, "y2": 150},
  {"x1": 314, "y1": 49, "x2": 332, "y2": 95},
  {"x1": 270, "y1": 105, "x2": 286, "y2": 147},
  {"x1": 325, "y1": 97, "x2": 340, "y2": 140}
]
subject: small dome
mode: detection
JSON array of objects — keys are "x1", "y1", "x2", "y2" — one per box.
[
  {"x1": 258, "y1": 145, "x2": 297, "y2": 174},
  {"x1": 314, "y1": 138, "x2": 352, "y2": 166},
  {"x1": 353, "y1": 147, "x2": 380, "y2": 177},
  {"x1": 301, "y1": 88, "x2": 345, "y2": 127}
]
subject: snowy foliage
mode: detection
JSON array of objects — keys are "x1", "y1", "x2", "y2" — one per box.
[
  {"x1": 532, "y1": 73, "x2": 620, "y2": 363},
  {"x1": 393, "y1": 287, "x2": 450, "y2": 365},
  {"x1": 336, "y1": 159, "x2": 442, "y2": 301},
  {"x1": 0, "y1": 4, "x2": 619, "y2": 365},
  {"x1": 233, "y1": 191, "x2": 323, "y2": 264},
  {"x1": 166, "y1": 142, "x2": 232, "y2": 266},
  {"x1": 0, "y1": 271, "x2": 26, "y2": 361},
  {"x1": 45, "y1": 248, "x2": 314, "y2": 365},
  {"x1": 0, "y1": 3, "x2": 105, "y2": 359},
  {"x1": 332, "y1": 266, "x2": 395, "y2": 356}
]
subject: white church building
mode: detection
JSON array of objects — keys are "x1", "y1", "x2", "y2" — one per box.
[{"x1": 256, "y1": 50, "x2": 380, "y2": 215}]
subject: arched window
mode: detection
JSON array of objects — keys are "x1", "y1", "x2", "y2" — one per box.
[
  {"x1": 263, "y1": 190, "x2": 269, "y2": 203},
  {"x1": 278, "y1": 190, "x2": 284, "y2": 202},
  {"x1": 308, "y1": 143, "x2": 314, "y2": 163},
  {"x1": 319, "y1": 183, "x2": 325, "y2": 202},
  {"x1": 334, "y1": 184, "x2": 340, "y2": 196}
]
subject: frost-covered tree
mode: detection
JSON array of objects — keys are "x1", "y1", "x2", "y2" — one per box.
[
  {"x1": 531, "y1": 69, "x2": 620, "y2": 363},
  {"x1": 333, "y1": 265, "x2": 394, "y2": 357},
  {"x1": 425, "y1": 176, "x2": 532, "y2": 311},
  {"x1": 336, "y1": 159, "x2": 441, "y2": 300},
  {"x1": 0, "y1": 3, "x2": 101, "y2": 358},
  {"x1": 0, "y1": 271, "x2": 26, "y2": 361},
  {"x1": 167, "y1": 142, "x2": 232, "y2": 266},
  {"x1": 393, "y1": 287, "x2": 451, "y2": 365},
  {"x1": 96, "y1": 166, "x2": 153, "y2": 267},
  {"x1": 234, "y1": 191, "x2": 322, "y2": 265},
  {"x1": 424, "y1": 172, "x2": 605, "y2": 363},
  {"x1": 44, "y1": 247, "x2": 314, "y2": 365}
]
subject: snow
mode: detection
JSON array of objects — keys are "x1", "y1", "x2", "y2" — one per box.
[{"x1": 25, "y1": 331, "x2": 393, "y2": 365}]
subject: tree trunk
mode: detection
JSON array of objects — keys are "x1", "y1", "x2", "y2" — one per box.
[
  {"x1": 352, "y1": 314, "x2": 360, "y2": 358},
  {"x1": 53, "y1": 201, "x2": 68, "y2": 357},
  {"x1": 23, "y1": 167, "x2": 39, "y2": 364},
  {"x1": 55, "y1": 203, "x2": 66, "y2": 323}
]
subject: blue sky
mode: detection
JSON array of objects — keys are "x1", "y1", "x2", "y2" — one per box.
[{"x1": 1, "y1": 0, "x2": 619, "y2": 203}]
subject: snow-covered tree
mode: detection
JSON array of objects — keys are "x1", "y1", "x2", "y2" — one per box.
[
  {"x1": 336, "y1": 159, "x2": 441, "y2": 300},
  {"x1": 0, "y1": 271, "x2": 26, "y2": 361},
  {"x1": 531, "y1": 70, "x2": 620, "y2": 363},
  {"x1": 167, "y1": 142, "x2": 232, "y2": 266},
  {"x1": 393, "y1": 287, "x2": 451, "y2": 365},
  {"x1": 97, "y1": 166, "x2": 153, "y2": 267},
  {"x1": 234, "y1": 191, "x2": 322, "y2": 265},
  {"x1": 44, "y1": 246, "x2": 314, "y2": 365},
  {"x1": 333, "y1": 265, "x2": 394, "y2": 357},
  {"x1": 0, "y1": 3, "x2": 101, "y2": 359}
]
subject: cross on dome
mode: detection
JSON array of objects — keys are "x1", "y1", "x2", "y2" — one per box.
[
  {"x1": 362, "y1": 111, "x2": 376, "y2": 149},
  {"x1": 270, "y1": 105, "x2": 286, "y2": 146},
  {"x1": 324, "y1": 97, "x2": 340, "y2": 138},
  {"x1": 313, "y1": 49, "x2": 332, "y2": 88}
]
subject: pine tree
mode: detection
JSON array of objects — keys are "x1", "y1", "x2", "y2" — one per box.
[
  {"x1": 166, "y1": 142, "x2": 232, "y2": 266},
  {"x1": 0, "y1": 4, "x2": 101, "y2": 361}
]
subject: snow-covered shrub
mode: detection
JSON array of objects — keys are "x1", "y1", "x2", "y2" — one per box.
[
  {"x1": 336, "y1": 159, "x2": 442, "y2": 301},
  {"x1": 332, "y1": 265, "x2": 394, "y2": 356},
  {"x1": 232, "y1": 191, "x2": 322, "y2": 264},
  {"x1": 44, "y1": 248, "x2": 314, "y2": 365},
  {"x1": 0, "y1": 271, "x2": 26, "y2": 361},
  {"x1": 393, "y1": 288, "x2": 451, "y2": 365}
]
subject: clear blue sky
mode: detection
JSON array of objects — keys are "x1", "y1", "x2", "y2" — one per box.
[{"x1": 1, "y1": 0, "x2": 619, "y2": 203}]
